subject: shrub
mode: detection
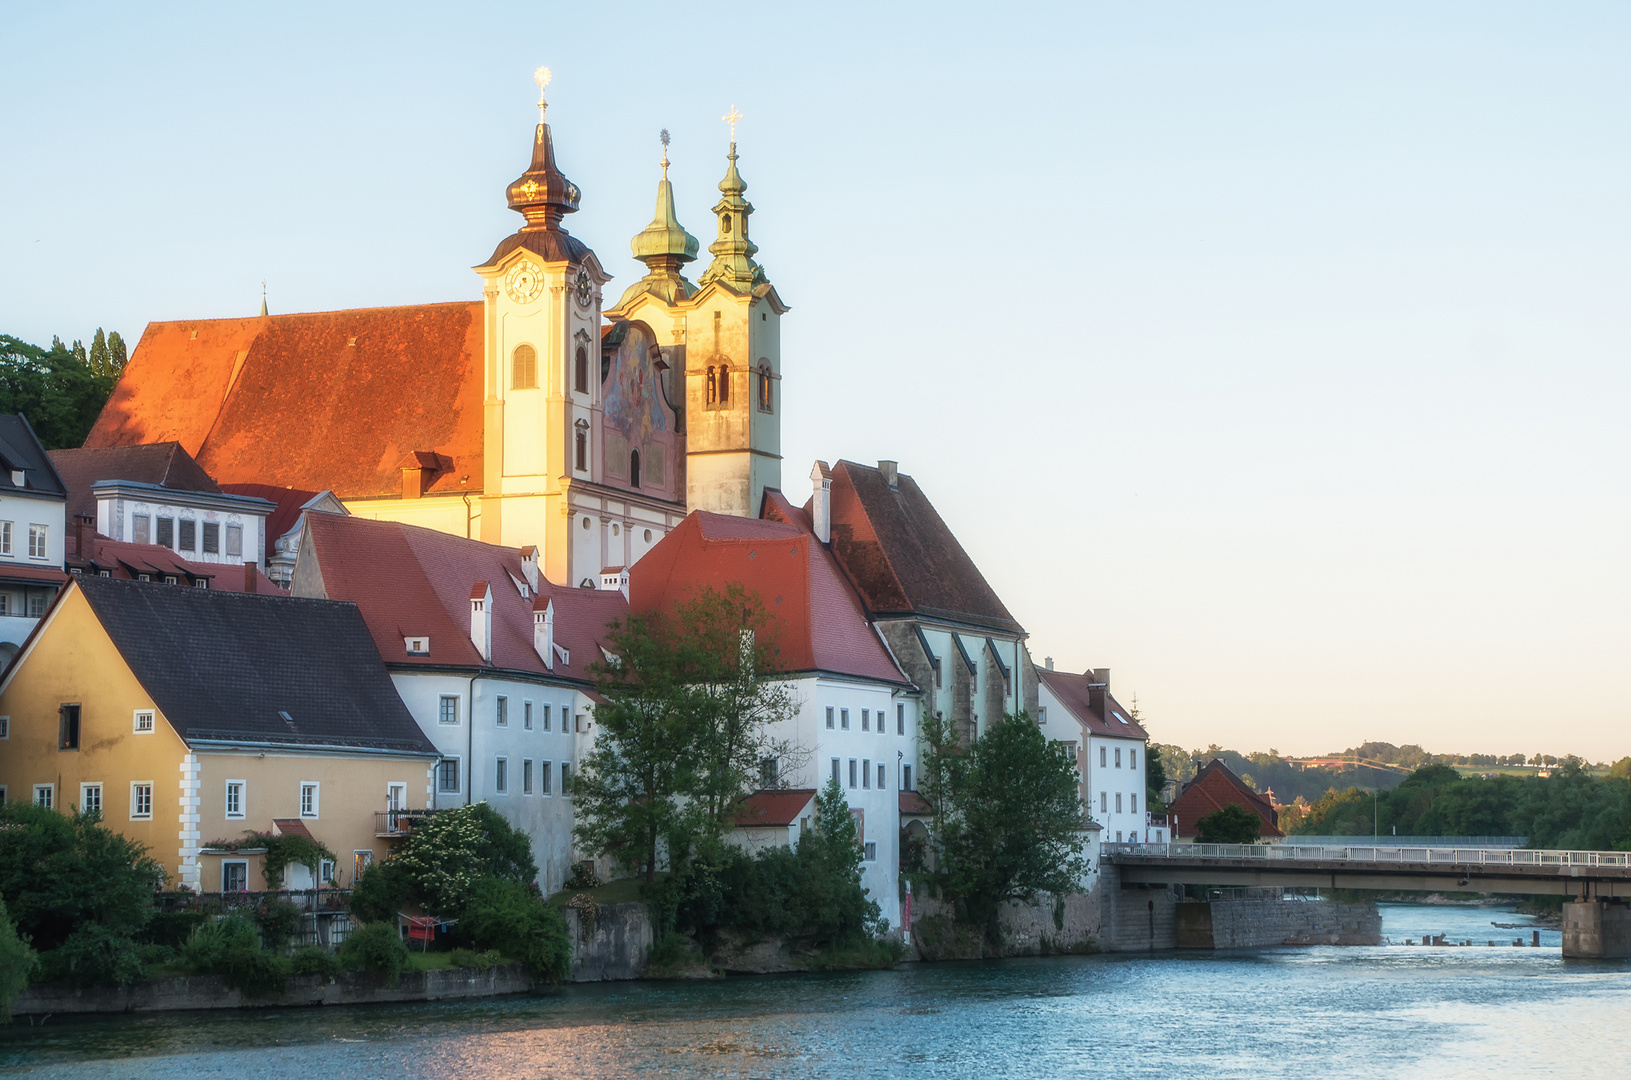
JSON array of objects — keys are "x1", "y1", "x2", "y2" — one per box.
[
  {"x1": 339, "y1": 923, "x2": 409, "y2": 986},
  {"x1": 38, "y1": 924, "x2": 145, "y2": 987},
  {"x1": 387, "y1": 805, "x2": 538, "y2": 915},
  {"x1": 563, "y1": 862, "x2": 601, "y2": 890},
  {"x1": 137, "y1": 943, "x2": 177, "y2": 967},
  {"x1": 254, "y1": 898, "x2": 303, "y2": 952},
  {"x1": 349, "y1": 859, "x2": 410, "y2": 925},
  {"x1": 459, "y1": 877, "x2": 571, "y2": 983},
  {"x1": 448, "y1": 948, "x2": 503, "y2": 971},
  {"x1": 644, "y1": 931, "x2": 695, "y2": 976},
  {"x1": 138, "y1": 910, "x2": 208, "y2": 949},
  {"x1": 0, "y1": 803, "x2": 163, "y2": 951},
  {"x1": 182, "y1": 916, "x2": 287, "y2": 998},
  {"x1": 289, "y1": 945, "x2": 339, "y2": 979},
  {"x1": 1, "y1": 896, "x2": 38, "y2": 1022}
]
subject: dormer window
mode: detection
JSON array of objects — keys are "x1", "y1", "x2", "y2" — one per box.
[{"x1": 405, "y1": 636, "x2": 430, "y2": 655}]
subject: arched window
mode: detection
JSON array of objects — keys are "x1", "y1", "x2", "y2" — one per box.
[
  {"x1": 757, "y1": 363, "x2": 773, "y2": 413},
  {"x1": 574, "y1": 420, "x2": 588, "y2": 472},
  {"x1": 511, "y1": 344, "x2": 537, "y2": 389},
  {"x1": 706, "y1": 366, "x2": 717, "y2": 405},
  {"x1": 574, "y1": 346, "x2": 589, "y2": 393},
  {"x1": 718, "y1": 363, "x2": 730, "y2": 404},
  {"x1": 629, "y1": 449, "x2": 641, "y2": 489}
]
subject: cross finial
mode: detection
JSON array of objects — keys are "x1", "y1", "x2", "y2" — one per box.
[
  {"x1": 660, "y1": 128, "x2": 670, "y2": 179},
  {"x1": 534, "y1": 66, "x2": 552, "y2": 120},
  {"x1": 722, "y1": 105, "x2": 743, "y2": 142}
]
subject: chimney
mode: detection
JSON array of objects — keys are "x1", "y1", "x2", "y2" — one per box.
[
  {"x1": 533, "y1": 598, "x2": 554, "y2": 670},
  {"x1": 878, "y1": 460, "x2": 899, "y2": 489},
  {"x1": 470, "y1": 582, "x2": 492, "y2": 662},
  {"x1": 519, "y1": 546, "x2": 540, "y2": 592},
  {"x1": 1092, "y1": 667, "x2": 1110, "y2": 691},
  {"x1": 810, "y1": 460, "x2": 833, "y2": 544},
  {"x1": 1044, "y1": 656, "x2": 1054, "y2": 671},
  {"x1": 74, "y1": 514, "x2": 94, "y2": 560},
  {"x1": 243, "y1": 562, "x2": 258, "y2": 594}
]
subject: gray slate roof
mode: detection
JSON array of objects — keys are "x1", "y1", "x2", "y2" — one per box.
[
  {"x1": 0, "y1": 414, "x2": 67, "y2": 498},
  {"x1": 74, "y1": 575, "x2": 435, "y2": 755}
]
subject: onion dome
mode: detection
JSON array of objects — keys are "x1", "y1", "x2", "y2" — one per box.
[
  {"x1": 697, "y1": 139, "x2": 766, "y2": 291},
  {"x1": 479, "y1": 67, "x2": 593, "y2": 269},
  {"x1": 616, "y1": 132, "x2": 700, "y2": 308}
]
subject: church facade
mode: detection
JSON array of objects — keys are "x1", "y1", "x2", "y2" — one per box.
[{"x1": 83, "y1": 81, "x2": 785, "y2": 587}]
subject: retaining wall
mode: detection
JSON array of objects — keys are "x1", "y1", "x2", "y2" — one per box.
[
  {"x1": 566, "y1": 901, "x2": 652, "y2": 981},
  {"x1": 1176, "y1": 898, "x2": 1381, "y2": 949}
]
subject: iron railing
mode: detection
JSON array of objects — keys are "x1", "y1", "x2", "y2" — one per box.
[
  {"x1": 1102, "y1": 842, "x2": 1631, "y2": 868},
  {"x1": 376, "y1": 808, "x2": 436, "y2": 837}
]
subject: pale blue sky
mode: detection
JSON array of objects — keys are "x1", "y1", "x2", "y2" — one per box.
[{"x1": 3, "y1": 2, "x2": 1627, "y2": 759}]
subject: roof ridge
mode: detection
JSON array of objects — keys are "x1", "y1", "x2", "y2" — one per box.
[{"x1": 145, "y1": 299, "x2": 483, "y2": 328}]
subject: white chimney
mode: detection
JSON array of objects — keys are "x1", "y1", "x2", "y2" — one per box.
[
  {"x1": 1045, "y1": 656, "x2": 1054, "y2": 671},
  {"x1": 878, "y1": 460, "x2": 899, "y2": 489},
  {"x1": 470, "y1": 582, "x2": 493, "y2": 662},
  {"x1": 810, "y1": 460, "x2": 833, "y2": 544},
  {"x1": 519, "y1": 546, "x2": 540, "y2": 592},
  {"x1": 533, "y1": 598, "x2": 554, "y2": 670}
]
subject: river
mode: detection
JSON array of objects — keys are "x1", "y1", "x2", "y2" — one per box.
[{"x1": 3, "y1": 903, "x2": 1628, "y2": 1079}]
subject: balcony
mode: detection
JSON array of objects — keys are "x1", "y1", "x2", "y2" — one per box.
[{"x1": 375, "y1": 808, "x2": 436, "y2": 838}]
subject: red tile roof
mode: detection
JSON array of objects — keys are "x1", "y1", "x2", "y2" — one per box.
[
  {"x1": 0, "y1": 564, "x2": 68, "y2": 586},
  {"x1": 1037, "y1": 669, "x2": 1149, "y2": 740},
  {"x1": 1169, "y1": 759, "x2": 1285, "y2": 839},
  {"x1": 219, "y1": 483, "x2": 322, "y2": 545},
  {"x1": 68, "y1": 534, "x2": 285, "y2": 593},
  {"x1": 628, "y1": 504, "x2": 910, "y2": 686},
  {"x1": 84, "y1": 302, "x2": 484, "y2": 500},
  {"x1": 271, "y1": 819, "x2": 315, "y2": 841},
  {"x1": 302, "y1": 513, "x2": 627, "y2": 683},
  {"x1": 732, "y1": 789, "x2": 817, "y2": 828},
  {"x1": 899, "y1": 791, "x2": 933, "y2": 817},
  {"x1": 49, "y1": 442, "x2": 220, "y2": 523},
  {"x1": 821, "y1": 461, "x2": 1022, "y2": 634}
]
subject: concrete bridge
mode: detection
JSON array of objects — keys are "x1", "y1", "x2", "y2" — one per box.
[{"x1": 1102, "y1": 842, "x2": 1631, "y2": 958}]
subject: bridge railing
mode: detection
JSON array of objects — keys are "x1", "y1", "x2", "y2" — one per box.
[{"x1": 1102, "y1": 842, "x2": 1631, "y2": 868}]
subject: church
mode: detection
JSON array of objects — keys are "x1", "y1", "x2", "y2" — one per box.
[{"x1": 84, "y1": 73, "x2": 787, "y2": 588}]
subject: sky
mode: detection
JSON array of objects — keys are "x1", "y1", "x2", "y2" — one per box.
[{"x1": 2, "y1": 2, "x2": 1627, "y2": 761}]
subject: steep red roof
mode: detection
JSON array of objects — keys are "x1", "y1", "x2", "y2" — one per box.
[
  {"x1": 1037, "y1": 669, "x2": 1149, "y2": 740},
  {"x1": 301, "y1": 513, "x2": 627, "y2": 683},
  {"x1": 628, "y1": 505, "x2": 910, "y2": 686},
  {"x1": 899, "y1": 791, "x2": 933, "y2": 817},
  {"x1": 732, "y1": 789, "x2": 817, "y2": 828},
  {"x1": 1170, "y1": 759, "x2": 1285, "y2": 839},
  {"x1": 49, "y1": 442, "x2": 221, "y2": 523},
  {"x1": 271, "y1": 819, "x2": 315, "y2": 841},
  {"x1": 821, "y1": 460, "x2": 1022, "y2": 634},
  {"x1": 219, "y1": 483, "x2": 322, "y2": 545},
  {"x1": 68, "y1": 533, "x2": 284, "y2": 593},
  {"x1": 84, "y1": 302, "x2": 484, "y2": 500}
]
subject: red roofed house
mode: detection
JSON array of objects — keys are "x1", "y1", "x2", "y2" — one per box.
[
  {"x1": 629, "y1": 502, "x2": 916, "y2": 927},
  {"x1": 290, "y1": 511, "x2": 630, "y2": 893},
  {"x1": 79, "y1": 87, "x2": 790, "y2": 594},
  {"x1": 1168, "y1": 758, "x2": 1285, "y2": 841},
  {"x1": 1037, "y1": 663, "x2": 1158, "y2": 849}
]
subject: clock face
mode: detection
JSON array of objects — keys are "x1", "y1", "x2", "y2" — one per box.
[
  {"x1": 504, "y1": 260, "x2": 543, "y2": 304},
  {"x1": 574, "y1": 268, "x2": 593, "y2": 308}
]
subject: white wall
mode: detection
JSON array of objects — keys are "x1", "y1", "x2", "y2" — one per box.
[
  {"x1": 1038, "y1": 680, "x2": 1158, "y2": 845},
  {"x1": 98, "y1": 491, "x2": 268, "y2": 566}
]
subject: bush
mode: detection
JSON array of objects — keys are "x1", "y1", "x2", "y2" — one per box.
[
  {"x1": 448, "y1": 948, "x2": 503, "y2": 971},
  {"x1": 349, "y1": 859, "x2": 411, "y2": 925},
  {"x1": 1, "y1": 897, "x2": 38, "y2": 1022},
  {"x1": 0, "y1": 803, "x2": 163, "y2": 951},
  {"x1": 254, "y1": 898, "x2": 303, "y2": 952},
  {"x1": 644, "y1": 931, "x2": 696, "y2": 976},
  {"x1": 138, "y1": 910, "x2": 208, "y2": 949},
  {"x1": 387, "y1": 804, "x2": 538, "y2": 916},
  {"x1": 459, "y1": 877, "x2": 571, "y2": 983},
  {"x1": 38, "y1": 924, "x2": 145, "y2": 987},
  {"x1": 138, "y1": 943, "x2": 177, "y2": 967},
  {"x1": 339, "y1": 923, "x2": 409, "y2": 986},
  {"x1": 563, "y1": 862, "x2": 601, "y2": 890},
  {"x1": 182, "y1": 916, "x2": 287, "y2": 998},
  {"x1": 289, "y1": 945, "x2": 339, "y2": 979}
]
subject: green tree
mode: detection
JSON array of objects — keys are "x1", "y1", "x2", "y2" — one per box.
[
  {"x1": 0, "y1": 803, "x2": 164, "y2": 952},
  {"x1": 916, "y1": 711, "x2": 1087, "y2": 940},
  {"x1": 88, "y1": 328, "x2": 109, "y2": 378},
  {"x1": 0, "y1": 333, "x2": 115, "y2": 448},
  {"x1": 376, "y1": 803, "x2": 537, "y2": 916},
  {"x1": 0, "y1": 896, "x2": 38, "y2": 1022},
  {"x1": 1194, "y1": 803, "x2": 1262, "y2": 843},
  {"x1": 107, "y1": 330, "x2": 128, "y2": 373},
  {"x1": 1146, "y1": 743, "x2": 1170, "y2": 811},
  {"x1": 460, "y1": 877, "x2": 571, "y2": 981}
]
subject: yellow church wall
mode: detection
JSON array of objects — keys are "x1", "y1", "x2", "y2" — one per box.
[
  {"x1": 345, "y1": 494, "x2": 478, "y2": 540},
  {"x1": 0, "y1": 586, "x2": 191, "y2": 884}
]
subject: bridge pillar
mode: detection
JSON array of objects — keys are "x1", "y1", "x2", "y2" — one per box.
[
  {"x1": 1562, "y1": 900, "x2": 1631, "y2": 959},
  {"x1": 1098, "y1": 861, "x2": 1178, "y2": 952}
]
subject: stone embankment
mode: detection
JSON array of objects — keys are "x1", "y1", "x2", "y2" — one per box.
[{"x1": 1176, "y1": 898, "x2": 1382, "y2": 949}]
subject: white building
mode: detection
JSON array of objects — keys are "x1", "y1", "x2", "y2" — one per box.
[
  {"x1": 0, "y1": 415, "x2": 67, "y2": 664},
  {"x1": 1037, "y1": 664, "x2": 1163, "y2": 846}
]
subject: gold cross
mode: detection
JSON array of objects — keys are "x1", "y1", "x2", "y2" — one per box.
[
  {"x1": 722, "y1": 105, "x2": 743, "y2": 141},
  {"x1": 534, "y1": 66, "x2": 552, "y2": 119}
]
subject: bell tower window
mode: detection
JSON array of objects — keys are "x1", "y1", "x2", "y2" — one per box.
[
  {"x1": 629, "y1": 449, "x2": 641, "y2": 489},
  {"x1": 574, "y1": 420, "x2": 588, "y2": 472},
  {"x1": 511, "y1": 344, "x2": 537, "y2": 389},
  {"x1": 718, "y1": 363, "x2": 730, "y2": 404},
  {"x1": 757, "y1": 363, "x2": 773, "y2": 413},
  {"x1": 574, "y1": 346, "x2": 589, "y2": 394},
  {"x1": 706, "y1": 367, "x2": 717, "y2": 405}
]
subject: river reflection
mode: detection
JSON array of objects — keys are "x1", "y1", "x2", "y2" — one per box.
[{"x1": 2, "y1": 904, "x2": 1628, "y2": 1079}]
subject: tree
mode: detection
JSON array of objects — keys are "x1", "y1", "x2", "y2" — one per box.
[
  {"x1": 107, "y1": 330, "x2": 128, "y2": 373},
  {"x1": 0, "y1": 333, "x2": 116, "y2": 449},
  {"x1": 1146, "y1": 742, "x2": 1170, "y2": 811},
  {"x1": 377, "y1": 803, "x2": 537, "y2": 916},
  {"x1": 0, "y1": 896, "x2": 37, "y2": 1022},
  {"x1": 1194, "y1": 803, "x2": 1262, "y2": 844},
  {"x1": 915, "y1": 711, "x2": 1087, "y2": 939},
  {"x1": 0, "y1": 803, "x2": 164, "y2": 952}
]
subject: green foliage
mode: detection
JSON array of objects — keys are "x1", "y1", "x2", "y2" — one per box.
[
  {"x1": 0, "y1": 803, "x2": 164, "y2": 952},
  {"x1": 137, "y1": 943, "x2": 176, "y2": 967},
  {"x1": 1194, "y1": 803, "x2": 1263, "y2": 844},
  {"x1": 0, "y1": 333, "x2": 117, "y2": 449},
  {"x1": 806, "y1": 938, "x2": 905, "y2": 971},
  {"x1": 289, "y1": 945, "x2": 340, "y2": 979},
  {"x1": 181, "y1": 916, "x2": 287, "y2": 998},
  {"x1": 574, "y1": 584, "x2": 797, "y2": 886},
  {"x1": 458, "y1": 877, "x2": 571, "y2": 982},
  {"x1": 238, "y1": 831, "x2": 336, "y2": 890},
  {"x1": 37, "y1": 924, "x2": 145, "y2": 988},
  {"x1": 644, "y1": 931, "x2": 696, "y2": 975},
  {"x1": 138, "y1": 910, "x2": 209, "y2": 949},
  {"x1": 339, "y1": 922, "x2": 409, "y2": 986},
  {"x1": 563, "y1": 862, "x2": 602, "y2": 890},
  {"x1": 349, "y1": 858, "x2": 410, "y2": 925},
  {"x1": 915, "y1": 712, "x2": 1088, "y2": 939},
  {"x1": 253, "y1": 897, "x2": 303, "y2": 951},
  {"x1": 386, "y1": 804, "x2": 538, "y2": 916},
  {"x1": 1, "y1": 897, "x2": 38, "y2": 1022},
  {"x1": 1146, "y1": 744, "x2": 1170, "y2": 811},
  {"x1": 448, "y1": 948, "x2": 504, "y2": 971}
]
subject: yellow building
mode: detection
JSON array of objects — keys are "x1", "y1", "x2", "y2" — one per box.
[{"x1": 0, "y1": 575, "x2": 438, "y2": 892}]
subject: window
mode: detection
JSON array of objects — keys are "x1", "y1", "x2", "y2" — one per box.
[
  {"x1": 1115, "y1": 793, "x2": 1122, "y2": 814},
  {"x1": 560, "y1": 761, "x2": 572, "y2": 795},
  {"x1": 1100, "y1": 791, "x2": 1107, "y2": 813},
  {"x1": 1130, "y1": 749, "x2": 1136, "y2": 770},
  {"x1": 574, "y1": 421, "x2": 588, "y2": 472},
  {"x1": 439, "y1": 696, "x2": 459, "y2": 725},
  {"x1": 1131, "y1": 793, "x2": 1138, "y2": 814},
  {"x1": 130, "y1": 782, "x2": 153, "y2": 820},
  {"x1": 862, "y1": 759, "x2": 871, "y2": 789},
  {"x1": 512, "y1": 343, "x2": 538, "y2": 389},
  {"x1": 223, "y1": 861, "x2": 248, "y2": 892},
  {"x1": 132, "y1": 515, "x2": 149, "y2": 545},
  {"x1": 0, "y1": 715, "x2": 8, "y2": 739},
  {"x1": 574, "y1": 346, "x2": 589, "y2": 393},
  {"x1": 897, "y1": 703, "x2": 905, "y2": 734},
  {"x1": 831, "y1": 758, "x2": 840, "y2": 785},
  {"x1": 542, "y1": 704, "x2": 552, "y2": 732},
  {"x1": 225, "y1": 780, "x2": 245, "y2": 819},
  {"x1": 354, "y1": 851, "x2": 373, "y2": 882},
  {"x1": 28, "y1": 524, "x2": 47, "y2": 559},
  {"x1": 202, "y1": 522, "x2": 220, "y2": 554},
  {"x1": 157, "y1": 517, "x2": 174, "y2": 548},
  {"x1": 0, "y1": 521, "x2": 11, "y2": 555},
  {"x1": 58, "y1": 704, "x2": 80, "y2": 750},
  {"x1": 629, "y1": 449, "x2": 640, "y2": 488},
  {"x1": 540, "y1": 761, "x2": 553, "y2": 795},
  {"x1": 863, "y1": 841, "x2": 877, "y2": 862},
  {"x1": 164, "y1": 575, "x2": 178, "y2": 586},
  {"x1": 405, "y1": 636, "x2": 429, "y2": 655},
  {"x1": 193, "y1": 578, "x2": 207, "y2": 589},
  {"x1": 80, "y1": 782, "x2": 102, "y2": 815},
  {"x1": 718, "y1": 363, "x2": 730, "y2": 403},
  {"x1": 1115, "y1": 747, "x2": 1122, "y2": 768},
  {"x1": 1116, "y1": 831, "x2": 1123, "y2": 843},
  {"x1": 902, "y1": 764, "x2": 913, "y2": 791},
  {"x1": 706, "y1": 366, "x2": 717, "y2": 404},
  {"x1": 1100, "y1": 746, "x2": 1107, "y2": 767},
  {"x1": 387, "y1": 782, "x2": 406, "y2": 811},
  {"x1": 524, "y1": 701, "x2": 533, "y2": 730},
  {"x1": 495, "y1": 757, "x2": 508, "y2": 795},
  {"x1": 1038, "y1": 707, "x2": 1047, "y2": 725},
  {"x1": 319, "y1": 858, "x2": 335, "y2": 884},
  {"x1": 0, "y1": 787, "x2": 6, "y2": 805},
  {"x1": 757, "y1": 364, "x2": 773, "y2": 412},
  {"x1": 438, "y1": 759, "x2": 460, "y2": 793},
  {"x1": 861, "y1": 709, "x2": 869, "y2": 732},
  {"x1": 496, "y1": 696, "x2": 508, "y2": 727},
  {"x1": 300, "y1": 782, "x2": 319, "y2": 818},
  {"x1": 34, "y1": 784, "x2": 53, "y2": 809},
  {"x1": 523, "y1": 759, "x2": 534, "y2": 795},
  {"x1": 841, "y1": 709, "x2": 850, "y2": 730},
  {"x1": 226, "y1": 524, "x2": 243, "y2": 557},
  {"x1": 825, "y1": 706, "x2": 834, "y2": 729},
  {"x1": 27, "y1": 592, "x2": 45, "y2": 618},
  {"x1": 134, "y1": 709, "x2": 154, "y2": 733},
  {"x1": 848, "y1": 759, "x2": 857, "y2": 789},
  {"x1": 178, "y1": 520, "x2": 196, "y2": 552}
]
